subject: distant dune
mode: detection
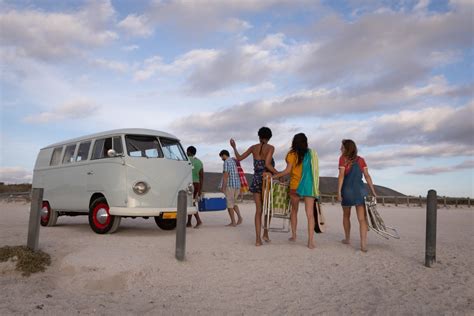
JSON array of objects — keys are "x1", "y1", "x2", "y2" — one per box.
[{"x1": 202, "y1": 172, "x2": 405, "y2": 196}]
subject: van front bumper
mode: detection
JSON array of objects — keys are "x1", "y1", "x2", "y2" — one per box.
[{"x1": 109, "y1": 206, "x2": 198, "y2": 217}]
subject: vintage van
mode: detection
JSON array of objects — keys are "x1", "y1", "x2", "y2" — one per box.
[{"x1": 32, "y1": 128, "x2": 195, "y2": 234}]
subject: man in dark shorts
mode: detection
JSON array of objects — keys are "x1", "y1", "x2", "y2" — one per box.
[{"x1": 186, "y1": 146, "x2": 203, "y2": 228}]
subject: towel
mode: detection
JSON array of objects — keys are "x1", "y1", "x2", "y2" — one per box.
[
  {"x1": 233, "y1": 158, "x2": 249, "y2": 193},
  {"x1": 296, "y1": 149, "x2": 319, "y2": 198}
]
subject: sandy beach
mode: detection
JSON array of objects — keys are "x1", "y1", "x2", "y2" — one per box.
[{"x1": 0, "y1": 200, "x2": 472, "y2": 315}]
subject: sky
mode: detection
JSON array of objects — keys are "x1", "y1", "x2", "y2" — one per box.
[{"x1": 0, "y1": 0, "x2": 472, "y2": 197}]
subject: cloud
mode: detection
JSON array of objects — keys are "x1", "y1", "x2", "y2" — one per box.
[
  {"x1": 24, "y1": 100, "x2": 99, "y2": 124},
  {"x1": 296, "y1": 0, "x2": 473, "y2": 91},
  {"x1": 408, "y1": 159, "x2": 474, "y2": 175},
  {"x1": 122, "y1": 45, "x2": 139, "y2": 52},
  {"x1": 0, "y1": 0, "x2": 118, "y2": 61},
  {"x1": 141, "y1": 0, "x2": 313, "y2": 36},
  {"x1": 170, "y1": 76, "x2": 468, "y2": 143},
  {"x1": 90, "y1": 58, "x2": 129, "y2": 73},
  {"x1": 0, "y1": 167, "x2": 32, "y2": 184},
  {"x1": 365, "y1": 101, "x2": 474, "y2": 146},
  {"x1": 118, "y1": 14, "x2": 153, "y2": 37}
]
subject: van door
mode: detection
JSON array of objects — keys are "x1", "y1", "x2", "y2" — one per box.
[{"x1": 86, "y1": 136, "x2": 126, "y2": 208}]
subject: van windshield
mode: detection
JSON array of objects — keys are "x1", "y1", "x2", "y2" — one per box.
[
  {"x1": 125, "y1": 135, "x2": 163, "y2": 158},
  {"x1": 160, "y1": 138, "x2": 187, "y2": 161}
]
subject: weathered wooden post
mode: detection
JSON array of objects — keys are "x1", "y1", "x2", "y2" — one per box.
[
  {"x1": 382, "y1": 196, "x2": 385, "y2": 206},
  {"x1": 455, "y1": 199, "x2": 458, "y2": 208},
  {"x1": 419, "y1": 195, "x2": 422, "y2": 207},
  {"x1": 27, "y1": 188, "x2": 43, "y2": 251},
  {"x1": 468, "y1": 197, "x2": 471, "y2": 208},
  {"x1": 175, "y1": 190, "x2": 187, "y2": 261},
  {"x1": 443, "y1": 196, "x2": 447, "y2": 208},
  {"x1": 331, "y1": 195, "x2": 335, "y2": 205},
  {"x1": 407, "y1": 197, "x2": 410, "y2": 207},
  {"x1": 395, "y1": 196, "x2": 398, "y2": 207},
  {"x1": 425, "y1": 190, "x2": 437, "y2": 267}
]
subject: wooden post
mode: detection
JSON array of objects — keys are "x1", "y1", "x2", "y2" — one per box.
[
  {"x1": 27, "y1": 188, "x2": 43, "y2": 251},
  {"x1": 331, "y1": 195, "x2": 335, "y2": 205},
  {"x1": 407, "y1": 197, "x2": 410, "y2": 207},
  {"x1": 419, "y1": 195, "x2": 422, "y2": 207},
  {"x1": 425, "y1": 190, "x2": 437, "y2": 267},
  {"x1": 468, "y1": 197, "x2": 471, "y2": 208},
  {"x1": 443, "y1": 196, "x2": 447, "y2": 208},
  {"x1": 382, "y1": 196, "x2": 385, "y2": 206},
  {"x1": 395, "y1": 196, "x2": 398, "y2": 207},
  {"x1": 175, "y1": 190, "x2": 187, "y2": 261},
  {"x1": 455, "y1": 199, "x2": 458, "y2": 208}
]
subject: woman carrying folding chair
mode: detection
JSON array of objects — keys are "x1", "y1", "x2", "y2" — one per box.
[
  {"x1": 337, "y1": 139, "x2": 377, "y2": 252},
  {"x1": 274, "y1": 133, "x2": 319, "y2": 249}
]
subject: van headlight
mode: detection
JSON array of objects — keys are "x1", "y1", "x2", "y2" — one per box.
[
  {"x1": 187, "y1": 183, "x2": 194, "y2": 195},
  {"x1": 133, "y1": 181, "x2": 150, "y2": 195}
]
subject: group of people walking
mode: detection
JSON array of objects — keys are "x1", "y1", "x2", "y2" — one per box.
[{"x1": 187, "y1": 127, "x2": 377, "y2": 252}]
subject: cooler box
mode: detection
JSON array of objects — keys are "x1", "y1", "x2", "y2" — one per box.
[{"x1": 198, "y1": 192, "x2": 227, "y2": 212}]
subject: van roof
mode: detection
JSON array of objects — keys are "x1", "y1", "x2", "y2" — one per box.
[{"x1": 42, "y1": 128, "x2": 179, "y2": 149}]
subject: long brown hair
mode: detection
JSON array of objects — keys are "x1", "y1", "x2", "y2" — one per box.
[
  {"x1": 291, "y1": 133, "x2": 308, "y2": 166},
  {"x1": 341, "y1": 139, "x2": 358, "y2": 162}
]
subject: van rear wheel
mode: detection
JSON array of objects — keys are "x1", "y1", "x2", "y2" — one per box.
[
  {"x1": 89, "y1": 197, "x2": 121, "y2": 234},
  {"x1": 154, "y1": 216, "x2": 176, "y2": 230},
  {"x1": 40, "y1": 201, "x2": 58, "y2": 227}
]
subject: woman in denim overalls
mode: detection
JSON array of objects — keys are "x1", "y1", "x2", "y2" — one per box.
[{"x1": 337, "y1": 139, "x2": 377, "y2": 252}]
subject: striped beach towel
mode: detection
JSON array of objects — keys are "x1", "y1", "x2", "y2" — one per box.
[{"x1": 233, "y1": 158, "x2": 249, "y2": 193}]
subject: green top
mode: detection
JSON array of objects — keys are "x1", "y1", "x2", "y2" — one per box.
[{"x1": 189, "y1": 156, "x2": 203, "y2": 183}]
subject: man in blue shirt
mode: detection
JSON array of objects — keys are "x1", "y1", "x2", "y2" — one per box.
[{"x1": 219, "y1": 150, "x2": 242, "y2": 227}]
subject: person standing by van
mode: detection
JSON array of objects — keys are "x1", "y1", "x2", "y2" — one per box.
[
  {"x1": 187, "y1": 146, "x2": 203, "y2": 228},
  {"x1": 230, "y1": 127, "x2": 277, "y2": 246},
  {"x1": 337, "y1": 139, "x2": 377, "y2": 252},
  {"x1": 219, "y1": 150, "x2": 243, "y2": 227}
]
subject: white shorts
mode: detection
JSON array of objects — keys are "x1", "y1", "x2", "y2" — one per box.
[{"x1": 225, "y1": 187, "x2": 240, "y2": 208}]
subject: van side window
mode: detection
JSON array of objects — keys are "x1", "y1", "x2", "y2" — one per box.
[
  {"x1": 50, "y1": 147, "x2": 63, "y2": 166},
  {"x1": 92, "y1": 136, "x2": 123, "y2": 160},
  {"x1": 160, "y1": 138, "x2": 187, "y2": 161},
  {"x1": 76, "y1": 141, "x2": 91, "y2": 162},
  {"x1": 62, "y1": 144, "x2": 76, "y2": 164},
  {"x1": 125, "y1": 135, "x2": 163, "y2": 158}
]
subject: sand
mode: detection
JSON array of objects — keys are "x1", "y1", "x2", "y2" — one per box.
[{"x1": 0, "y1": 200, "x2": 473, "y2": 315}]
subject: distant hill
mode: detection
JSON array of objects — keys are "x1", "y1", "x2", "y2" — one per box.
[{"x1": 202, "y1": 172, "x2": 405, "y2": 196}]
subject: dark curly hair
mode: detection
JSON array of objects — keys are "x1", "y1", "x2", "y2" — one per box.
[
  {"x1": 291, "y1": 133, "x2": 308, "y2": 166},
  {"x1": 186, "y1": 146, "x2": 197, "y2": 156},
  {"x1": 258, "y1": 127, "x2": 272, "y2": 141}
]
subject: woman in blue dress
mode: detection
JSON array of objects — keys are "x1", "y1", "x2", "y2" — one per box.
[
  {"x1": 337, "y1": 139, "x2": 377, "y2": 252},
  {"x1": 230, "y1": 127, "x2": 277, "y2": 246}
]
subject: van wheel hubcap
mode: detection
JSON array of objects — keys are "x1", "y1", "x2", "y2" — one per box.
[
  {"x1": 41, "y1": 206, "x2": 49, "y2": 220},
  {"x1": 96, "y1": 208, "x2": 109, "y2": 224}
]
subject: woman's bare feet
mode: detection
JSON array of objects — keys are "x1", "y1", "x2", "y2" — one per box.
[
  {"x1": 226, "y1": 223, "x2": 236, "y2": 227},
  {"x1": 288, "y1": 236, "x2": 296, "y2": 242},
  {"x1": 341, "y1": 239, "x2": 350, "y2": 244},
  {"x1": 236, "y1": 216, "x2": 243, "y2": 225},
  {"x1": 256, "y1": 239, "x2": 263, "y2": 246},
  {"x1": 186, "y1": 223, "x2": 192, "y2": 228},
  {"x1": 262, "y1": 230, "x2": 271, "y2": 242},
  {"x1": 361, "y1": 246, "x2": 368, "y2": 253},
  {"x1": 194, "y1": 221, "x2": 202, "y2": 228},
  {"x1": 308, "y1": 241, "x2": 316, "y2": 249}
]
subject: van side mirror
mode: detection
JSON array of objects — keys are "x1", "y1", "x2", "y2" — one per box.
[{"x1": 107, "y1": 149, "x2": 117, "y2": 157}]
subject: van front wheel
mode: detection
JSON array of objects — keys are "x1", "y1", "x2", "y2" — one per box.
[
  {"x1": 40, "y1": 201, "x2": 58, "y2": 227},
  {"x1": 89, "y1": 197, "x2": 121, "y2": 234},
  {"x1": 154, "y1": 217, "x2": 177, "y2": 230}
]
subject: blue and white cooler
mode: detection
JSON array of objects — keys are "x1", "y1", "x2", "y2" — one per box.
[{"x1": 198, "y1": 192, "x2": 227, "y2": 211}]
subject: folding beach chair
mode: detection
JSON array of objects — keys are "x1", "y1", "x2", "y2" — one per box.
[
  {"x1": 262, "y1": 174, "x2": 291, "y2": 233},
  {"x1": 365, "y1": 196, "x2": 400, "y2": 239}
]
